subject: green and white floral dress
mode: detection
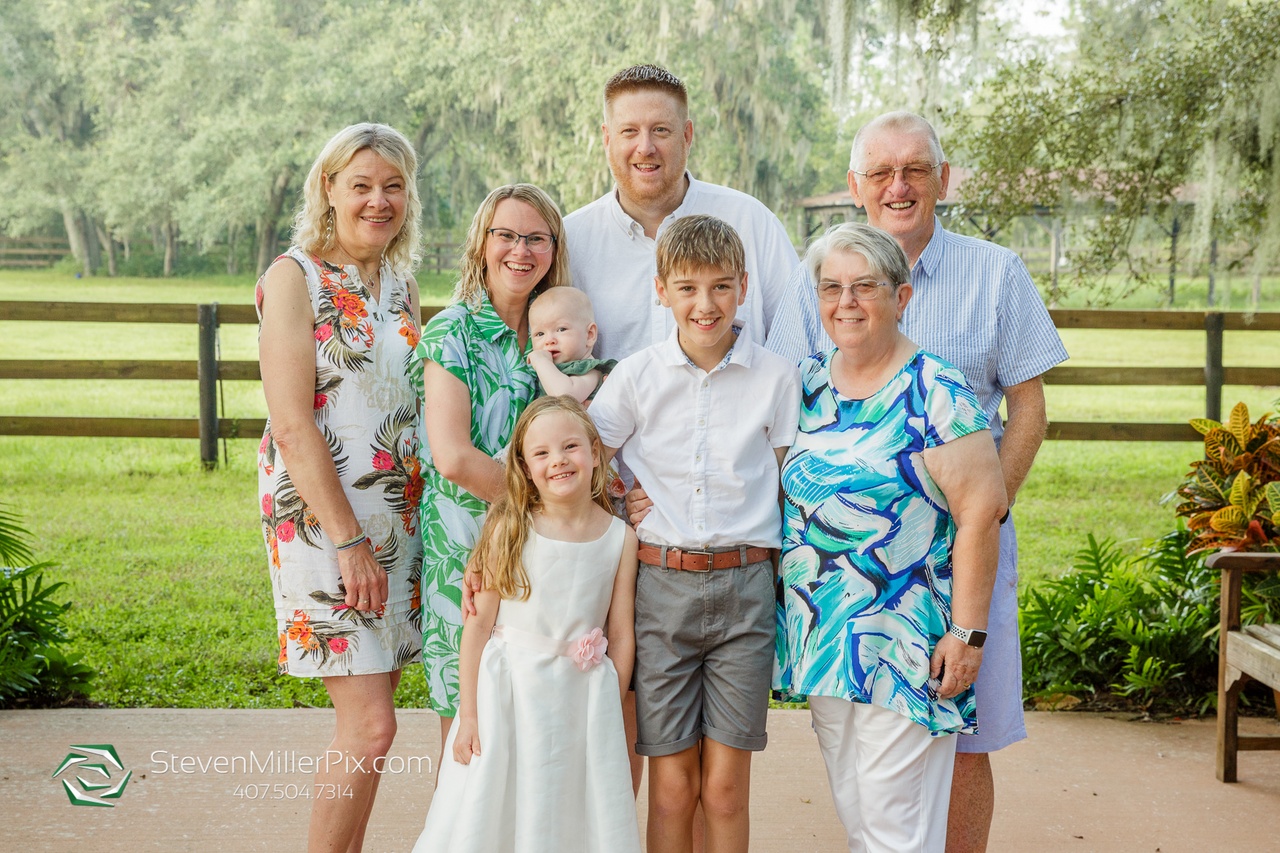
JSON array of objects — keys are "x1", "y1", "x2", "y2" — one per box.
[{"x1": 413, "y1": 294, "x2": 537, "y2": 715}]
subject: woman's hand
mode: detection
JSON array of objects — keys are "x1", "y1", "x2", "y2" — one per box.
[
  {"x1": 459, "y1": 567, "x2": 484, "y2": 619},
  {"x1": 452, "y1": 716, "x2": 481, "y2": 764},
  {"x1": 930, "y1": 633, "x2": 983, "y2": 700},
  {"x1": 338, "y1": 541, "x2": 388, "y2": 613}
]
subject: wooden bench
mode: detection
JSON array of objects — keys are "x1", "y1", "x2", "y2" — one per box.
[{"x1": 1209, "y1": 551, "x2": 1280, "y2": 781}]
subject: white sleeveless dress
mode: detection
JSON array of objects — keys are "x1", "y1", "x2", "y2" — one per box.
[{"x1": 412, "y1": 516, "x2": 640, "y2": 853}]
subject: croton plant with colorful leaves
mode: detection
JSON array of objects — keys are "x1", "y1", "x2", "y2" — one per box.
[{"x1": 1175, "y1": 402, "x2": 1280, "y2": 554}]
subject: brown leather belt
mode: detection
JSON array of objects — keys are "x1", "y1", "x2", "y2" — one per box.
[{"x1": 637, "y1": 543, "x2": 773, "y2": 572}]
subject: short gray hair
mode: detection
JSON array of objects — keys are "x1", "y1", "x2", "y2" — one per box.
[
  {"x1": 849, "y1": 111, "x2": 946, "y2": 171},
  {"x1": 805, "y1": 222, "x2": 911, "y2": 288}
]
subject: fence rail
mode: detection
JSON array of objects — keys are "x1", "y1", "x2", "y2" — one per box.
[
  {"x1": 2, "y1": 302, "x2": 1278, "y2": 466},
  {"x1": 0, "y1": 236, "x2": 72, "y2": 268}
]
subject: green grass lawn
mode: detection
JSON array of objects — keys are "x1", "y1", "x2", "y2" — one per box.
[
  {"x1": 1045, "y1": 272, "x2": 1280, "y2": 312},
  {"x1": 2, "y1": 269, "x2": 1279, "y2": 708}
]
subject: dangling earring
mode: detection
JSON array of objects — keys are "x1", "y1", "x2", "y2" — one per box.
[{"x1": 323, "y1": 208, "x2": 335, "y2": 245}]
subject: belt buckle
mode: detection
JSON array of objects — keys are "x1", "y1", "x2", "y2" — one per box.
[{"x1": 680, "y1": 548, "x2": 715, "y2": 573}]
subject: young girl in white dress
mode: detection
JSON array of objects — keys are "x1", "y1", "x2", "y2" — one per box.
[{"x1": 411, "y1": 395, "x2": 641, "y2": 853}]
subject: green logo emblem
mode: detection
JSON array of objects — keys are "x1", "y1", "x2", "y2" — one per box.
[{"x1": 52, "y1": 744, "x2": 132, "y2": 807}]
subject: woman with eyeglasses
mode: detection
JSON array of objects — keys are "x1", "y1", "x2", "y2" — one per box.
[
  {"x1": 773, "y1": 222, "x2": 1006, "y2": 852},
  {"x1": 413, "y1": 184, "x2": 571, "y2": 748}
]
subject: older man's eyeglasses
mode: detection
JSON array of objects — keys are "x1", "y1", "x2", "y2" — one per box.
[
  {"x1": 487, "y1": 228, "x2": 557, "y2": 254},
  {"x1": 852, "y1": 162, "x2": 942, "y2": 185},
  {"x1": 816, "y1": 279, "x2": 891, "y2": 302}
]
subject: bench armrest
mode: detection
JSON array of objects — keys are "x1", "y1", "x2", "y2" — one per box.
[
  {"x1": 1210, "y1": 551, "x2": 1280, "y2": 641},
  {"x1": 1207, "y1": 552, "x2": 1280, "y2": 573}
]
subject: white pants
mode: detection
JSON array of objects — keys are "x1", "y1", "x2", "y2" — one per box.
[{"x1": 809, "y1": 696, "x2": 958, "y2": 853}]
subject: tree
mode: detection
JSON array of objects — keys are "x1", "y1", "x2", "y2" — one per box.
[
  {"x1": 7, "y1": 0, "x2": 983, "y2": 275},
  {"x1": 950, "y1": 0, "x2": 1280, "y2": 305},
  {"x1": 0, "y1": 3, "x2": 101, "y2": 271}
]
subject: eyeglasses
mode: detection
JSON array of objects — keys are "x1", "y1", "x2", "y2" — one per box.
[
  {"x1": 816, "y1": 279, "x2": 892, "y2": 302},
  {"x1": 851, "y1": 162, "x2": 943, "y2": 185},
  {"x1": 486, "y1": 228, "x2": 557, "y2": 254}
]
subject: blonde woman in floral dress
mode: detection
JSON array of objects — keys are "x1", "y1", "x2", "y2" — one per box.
[
  {"x1": 257, "y1": 123, "x2": 424, "y2": 853},
  {"x1": 413, "y1": 184, "x2": 570, "y2": 747}
]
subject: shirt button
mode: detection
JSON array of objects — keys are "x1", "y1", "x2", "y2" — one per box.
[
  {"x1": 697, "y1": 419, "x2": 705, "y2": 426},
  {"x1": 654, "y1": 298, "x2": 661, "y2": 305}
]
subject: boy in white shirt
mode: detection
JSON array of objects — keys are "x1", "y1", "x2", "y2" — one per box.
[{"x1": 589, "y1": 215, "x2": 800, "y2": 853}]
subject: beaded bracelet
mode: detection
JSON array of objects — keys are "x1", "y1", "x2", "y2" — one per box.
[{"x1": 334, "y1": 532, "x2": 368, "y2": 552}]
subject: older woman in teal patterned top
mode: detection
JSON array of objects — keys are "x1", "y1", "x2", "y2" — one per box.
[
  {"x1": 774, "y1": 223, "x2": 1006, "y2": 852},
  {"x1": 413, "y1": 184, "x2": 570, "y2": 745}
]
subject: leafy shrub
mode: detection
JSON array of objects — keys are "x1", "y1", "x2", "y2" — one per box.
[
  {"x1": 1020, "y1": 528, "x2": 1221, "y2": 713},
  {"x1": 1174, "y1": 401, "x2": 1280, "y2": 553},
  {"x1": 0, "y1": 505, "x2": 94, "y2": 707}
]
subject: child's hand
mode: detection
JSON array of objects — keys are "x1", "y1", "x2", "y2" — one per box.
[
  {"x1": 452, "y1": 717, "x2": 482, "y2": 765},
  {"x1": 527, "y1": 349, "x2": 555, "y2": 368},
  {"x1": 625, "y1": 480, "x2": 653, "y2": 527}
]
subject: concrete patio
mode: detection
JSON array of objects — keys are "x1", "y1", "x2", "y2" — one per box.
[{"x1": 4, "y1": 708, "x2": 1279, "y2": 851}]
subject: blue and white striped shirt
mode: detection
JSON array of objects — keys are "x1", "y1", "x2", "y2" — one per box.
[{"x1": 766, "y1": 217, "x2": 1068, "y2": 444}]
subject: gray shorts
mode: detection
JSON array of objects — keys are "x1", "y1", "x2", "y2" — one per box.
[{"x1": 633, "y1": 557, "x2": 774, "y2": 757}]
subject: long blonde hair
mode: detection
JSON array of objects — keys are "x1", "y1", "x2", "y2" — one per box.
[{"x1": 467, "y1": 396, "x2": 614, "y2": 601}]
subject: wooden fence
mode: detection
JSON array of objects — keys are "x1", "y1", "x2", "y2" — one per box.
[
  {"x1": 0, "y1": 239, "x2": 458, "y2": 273},
  {"x1": 0, "y1": 236, "x2": 72, "y2": 268},
  {"x1": 1, "y1": 301, "x2": 1279, "y2": 467}
]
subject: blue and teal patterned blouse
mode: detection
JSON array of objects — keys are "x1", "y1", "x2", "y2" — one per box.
[{"x1": 774, "y1": 348, "x2": 989, "y2": 736}]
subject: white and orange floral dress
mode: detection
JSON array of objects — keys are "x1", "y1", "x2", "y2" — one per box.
[{"x1": 257, "y1": 247, "x2": 424, "y2": 677}]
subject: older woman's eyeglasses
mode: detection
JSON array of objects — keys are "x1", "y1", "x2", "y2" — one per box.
[
  {"x1": 851, "y1": 162, "x2": 942, "y2": 185},
  {"x1": 486, "y1": 228, "x2": 557, "y2": 254},
  {"x1": 816, "y1": 279, "x2": 891, "y2": 302}
]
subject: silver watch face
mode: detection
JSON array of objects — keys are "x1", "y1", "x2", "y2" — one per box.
[{"x1": 951, "y1": 625, "x2": 987, "y2": 648}]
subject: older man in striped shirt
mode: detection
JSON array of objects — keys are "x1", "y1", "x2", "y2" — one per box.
[{"x1": 768, "y1": 111, "x2": 1068, "y2": 853}]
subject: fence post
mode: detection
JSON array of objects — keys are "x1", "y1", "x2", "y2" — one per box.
[
  {"x1": 197, "y1": 303, "x2": 219, "y2": 469},
  {"x1": 1204, "y1": 311, "x2": 1224, "y2": 422}
]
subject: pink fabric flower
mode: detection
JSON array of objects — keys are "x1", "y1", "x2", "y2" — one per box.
[
  {"x1": 261, "y1": 494, "x2": 273, "y2": 516},
  {"x1": 313, "y1": 392, "x2": 328, "y2": 410},
  {"x1": 259, "y1": 432, "x2": 271, "y2": 455},
  {"x1": 372, "y1": 450, "x2": 394, "y2": 471},
  {"x1": 328, "y1": 637, "x2": 349, "y2": 654},
  {"x1": 314, "y1": 324, "x2": 334, "y2": 342},
  {"x1": 570, "y1": 628, "x2": 607, "y2": 672},
  {"x1": 276, "y1": 520, "x2": 296, "y2": 543}
]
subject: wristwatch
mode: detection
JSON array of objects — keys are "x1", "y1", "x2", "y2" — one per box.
[{"x1": 950, "y1": 624, "x2": 988, "y2": 648}]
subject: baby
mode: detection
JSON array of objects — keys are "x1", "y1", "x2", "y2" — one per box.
[
  {"x1": 527, "y1": 287, "x2": 616, "y2": 404},
  {"x1": 526, "y1": 287, "x2": 626, "y2": 508}
]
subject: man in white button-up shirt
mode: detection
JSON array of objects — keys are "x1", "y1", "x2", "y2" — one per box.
[
  {"x1": 564, "y1": 64, "x2": 799, "y2": 363},
  {"x1": 564, "y1": 66, "x2": 800, "y2": 818}
]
